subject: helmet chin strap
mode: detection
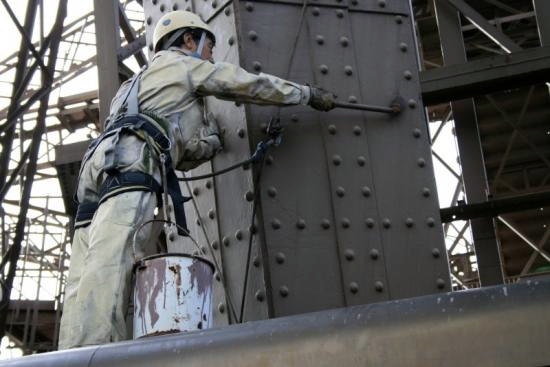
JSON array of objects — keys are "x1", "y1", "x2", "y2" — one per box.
[{"x1": 190, "y1": 31, "x2": 206, "y2": 59}]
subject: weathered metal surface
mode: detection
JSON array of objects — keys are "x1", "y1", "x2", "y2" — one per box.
[
  {"x1": 133, "y1": 254, "x2": 214, "y2": 338},
  {"x1": 142, "y1": 0, "x2": 450, "y2": 321},
  {"x1": 6, "y1": 276, "x2": 550, "y2": 366}
]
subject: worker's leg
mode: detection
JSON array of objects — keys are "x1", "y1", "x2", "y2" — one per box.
[
  {"x1": 57, "y1": 226, "x2": 89, "y2": 350},
  {"x1": 69, "y1": 190, "x2": 157, "y2": 347}
]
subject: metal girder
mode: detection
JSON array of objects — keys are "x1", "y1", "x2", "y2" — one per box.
[
  {"x1": 420, "y1": 46, "x2": 550, "y2": 105},
  {"x1": 533, "y1": 0, "x2": 550, "y2": 45},
  {"x1": 440, "y1": 190, "x2": 550, "y2": 223},
  {"x1": 498, "y1": 216, "x2": 550, "y2": 263},
  {"x1": 446, "y1": 0, "x2": 522, "y2": 53},
  {"x1": 434, "y1": 0, "x2": 504, "y2": 286},
  {"x1": 4, "y1": 277, "x2": 550, "y2": 366}
]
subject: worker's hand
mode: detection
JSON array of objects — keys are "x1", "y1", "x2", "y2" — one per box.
[
  {"x1": 205, "y1": 112, "x2": 224, "y2": 149},
  {"x1": 308, "y1": 86, "x2": 337, "y2": 111}
]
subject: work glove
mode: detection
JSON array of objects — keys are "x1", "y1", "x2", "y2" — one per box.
[
  {"x1": 205, "y1": 112, "x2": 224, "y2": 150},
  {"x1": 308, "y1": 86, "x2": 337, "y2": 111}
]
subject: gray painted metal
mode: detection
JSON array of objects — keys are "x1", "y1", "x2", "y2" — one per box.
[
  {"x1": 142, "y1": 0, "x2": 449, "y2": 321},
  {"x1": 5, "y1": 276, "x2": 550, "y2": 366},
  {"x1": 420, "y1": 46, "x2": 550, "y2": 105},
  {"x1": 434, "y1": 0, "x2": 504, "y2": 286},
  {"x1": 534, "y1": 0, "x2": 550, "y2": 45},
  {"x1": 93, "y1": 0, "x2": 121, "y2": 125}
]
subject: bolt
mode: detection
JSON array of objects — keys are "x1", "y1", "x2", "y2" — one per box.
[
  {"x1": 362, "y1": 186, "x2": 371, "y2": 197},
  {"x1": 378, "y1": 0, "x2": 386, "y2": 7},
  {"x1": 312, "y1": 7, "x2": 320, "y2": 16},
  {"x1": 349, "y1": 282, "x2": 359, "y2": 294},
  {"x1": 426, "y1": 217, "x2": 435, "y2": 227},
  {"x1": 336, "y1": 9, "x2": 344, "y2": 18},
  {"x1": 267, "y1": 187, "x2": 277, "y2": 197},
  {"x1": 432, "y1": 248, "x2": 441, "y2": 258},
  {"x1": 332, "y1": 155, "x2": 342, "y2": 166},
  {"x1": 395, "y1": 15, "x2": 403, "y2": 24},
  {"x1": 238, "y1": 128, "x2": 246, "y2": 138},
  {"x1": 146, "y1": 17, "x2": 152, "y2": 25},
  {"x1": 255, "y1": 290, "x2": 265, "y2": 302},
  {"x1": 336, "y1": 186, "x2": 345, "y2": 197},
  {"x1": 382, "y1": 218, "x2": 391, "y2": 229},
  {"x1": 404, "y1": 70, "x2": 412, "y2": 80},
  {"x1": 417, "y1": 158, "x2": 426, "y2": 167},
  {"x1": 225, "y1": 7, "x2": 231, "y2": 15},
  {"x1": 328, "y1": 124, "x2": 337, "y2": 134},
  {"x1": 320, "y1": 64, "x2": 329, "y2": 74},
  {"x1": 341, "y1": 218, "x2": 351, "y2": 228},
  {"x1": 375, "y1": 281, "x2": 384, "y2": 292},
  {"x1": 253, "y1": 256, "x2": 261, "y2": 267},
  {"x1": 275, "y1": 252, "x2": 286, "y2": 264},
  {"x1": 344, "y1": 249, "x2": 355, "y2": 261},
  {"x1": 235, "y1": 230, "x2": 243, "y2": 241},
  {"x1": 245, "y1": 191, "x2": 254, "y2": 201},
  {"x1": 228, "y1": 36, "x2": 235, "y2": 46},
  {"x1": 212, "y1": 0, "x2": 217, "y2": 8},
  {"x1": 272, "y1": 219, "x2": 281, "y2": 230},
  {"x1": 422, "y1": 187, "x2": 431, "y2": 197},
  {"x1": 321, "y1": 219, "x2": 331, "y2": 229},
  {"x1": 248, "y1": 30, "x2": 258, "y2": 41},
  {"x1": 357, "y1": 156, "x2": 366, "y2": 167},
  {"x1": 370, "y1": 248, "x2": 379, "y2": 260},
  {"x1": 405, "y1": 218, "x2": 415, "y2": 227},
  {"x1": 206, "y1": 180, "x2": 212, "y2": 189},
  {"x1": 212, "y1": 240, "x2": 219, "y2": 250},
  {"x1": 348, "y1": 95, "x2": 357, "y2": 103},
  {"x1": 245, "y1": 2, "x2": 254, "y2": 11},
  {"x1": 253, "y1": 61, "x2": 262, "y2": 71},
  {"x1": 408, "y1": 99, "x2": 417, "y2": 108},
  {"x1": 365, "y1": 218, "x2": 375, "y2": 228},
  {"x1": 353, "y1": 125, "x2": 362, "y2": 135},
  {"x1": 436, "y1": 278, "x2": 446, "y2": 289},
  {"x1": 222, "y1": 237, "x2": 230, "y2": 247},
  {"x1": 296, "y1": 218, "x2": 306, "y2": 229},
  {"x1": 160, "y1": 4, "x2": 165, "y2": 12},
  {"x1": 400, "y1": 42, "x2": 408, "y2": 52},
  {"x1": 340, "y1": 36, "x2": 349, "y2": 47},
  {"x1": 168, "y1": 232, "x2": 175, "y2": 242},
  {"x1": 193, "y1": 187, "x2": 200, "y2": 196},
  {"x1": 279, "y1": 286, "x2": 289, "y2": 297},
  {"x1": 316, "y1": 35, "x2": 325, "y2": 45},
  {"x1": 344, "y1": 65, "x2": 353, "y2": 76},
  {"x1": 218, "y1": 303, "x2": 225, "y2": 313},
  {"x1": 208, "y1": 209, "x2": 215, "y2": 219},
  {"x1": 413, "y1": 128, "x2": 422, "y2": 138}
]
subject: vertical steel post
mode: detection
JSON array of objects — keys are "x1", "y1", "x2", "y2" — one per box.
[
  {"x1": 93, "y1": 0, "x2": 121, "y2": 125},
  {"x1": 533, "y1": 0, "x2": 550, "y2": 45},
  {"x1": 434, "y1": 0, "x2": 504, "y2": 285}
]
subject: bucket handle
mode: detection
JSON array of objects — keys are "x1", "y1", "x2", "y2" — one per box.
[{"x1": 132, "y1": 219, "x2": 203, "y2": 262}]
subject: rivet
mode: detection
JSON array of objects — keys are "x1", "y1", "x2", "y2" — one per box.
[
  {"x1": 336, "y1": 9, "x2": 344, "y2": 18},
  {"x1": 357, "y1": 156, "x2": 366, "y2": 166},
  {"x1": 215, "y1": 272, "x2": 221, "y2": 281},
  {"x1": 151, "y1": 0, "x2": 156, "y2": 5},
  {"x1": 253, "y1": 256, "x2": 261, "y2": 267},
  {"x1": 344, "y1": 249, "x2": 355, "y2": 261},
  {"x1": 196, "y1": 219, "x2": 201, "y2": 226},
  {"x1": 172, "y1": 4, "x2": 178, "y2": 10},
  {"x1": 218, "y1": 303, "x2": 225, "y2": 313},
  {"x1": 382, "y1": 218, "x2": 391, "y2": 228},
  {"x1": 353, "y1": 125, "x2": 362, "y2": 135},
  {"x1": 238, "y1": 128, "x2": 246, "y2": 138},
  {"x1": 316, "y1": 35, "x2": 325, "y2": 45},
  {"x1": 408, "y1": 99, "x2": 417, "y2": 108},
  {"x1": 344, "y1": 65, "x2": 353, "y2": 76},
  {"x1": 351, "y1": 0, "x2": 358, "y2": 5},
  {"x1": 422, "y1": 187, "x2": 431, "y2": 197},
  {"x1": 319, "y1": 64, "x2": 329, "y2": 74},
  {"x1": 245, "y1": 191, "x2": 254, "y2": 201},
  {"x1": 413, "y1": 128, "x2": 422, "y2": 138},
  {"x1": 332, "y1": 155, "x2": 342, "y2": 166},
  {"x1": 245, "y1": 2, "x2": 254, "y2": 11},
  {"x1": 222, "y1": 236, "x2": 230, "y2": 247},
  {"x1": 146, "y1": 16, "x2": 152, "y2": 25},
  {"x1": 341, "y1": 218, "x2": 351, "y2": 228},
  {"x1": 291, "y1": 114, "x2": 299, "y2": 123},
  {"x1": 224, "y1": 7, "x2": 231, "y2": 15},
  {"x1": 193, "y1": 187, "x2": 200, "y2": 196},
  {"x1": 296, "y1": 218, "x2": 306, "y2": 229},
  {"x1": 255, "y1": 290, "x2": 265, "y2": 302},
  {"x1": 160, "y1": 4, "x2": 165, "y2": 12},
  {"x1": 349, "y1": 282, "x2": 359, "y2": 294},
  {"x1": 348, "y1": 95, "x2": 357, "y2": 103},
  {"x1": 208, "y1": 209, "x2": 215, "y2": 219},
  {"x1": 279, "y1": 286, "x2": 289, "y2": 297},
  {"x1": 266, "y1": 155, "x2": 274, "y2": 165},
  {"x1": 149, "y1": 43, "x2": 154, "y2": 51},
  {"x1": 405, "y1": 217, "x2": 415, "y2": 227},
  {"x1": 321, "y1": 219, "x2": 331, "y2": 229},
  {"x1": 436, "y1": 278, "x2": 446, "y2": 289},
  {"x1": 228, "y1": 36, "x2": 235, "y2": 46},
  {"x1": 250, "y1": 224, "x2": 257, "y2": 234},
  {"x1": 275, "y1": 252, "x2": 286, "y2": 264},
  {"x1": 253, "y1": 61, "x2": 262, "y2": 71},
  {"x1": 362, "y1": 186, "x2": 371, "y2": 197},
  {"x1": 395, "y1": 15, "x2": 403, "y2": 24},
  {"x1": 340, "y1": 36, "x2": 349, "y2": 47},
  {"x1": 212, "y1": 0, "x2": 217, "y2": 8},
  {"x1": 400, "y1": 42, "x2": 408, "y2": 52},
  {"x1": 426, "y1": 217, "x2": 435, "y2": 227},
  {"x1": 365, "y1": 218, "x2": 375, "y2": 228},
  {"x1": 378, "y1": 0, "x2": 386, "y2": 7},
  {"x1": 370, "y1": 248, "x2": 379, "y2": 260},
  {"x1": 417, "y1": 158, "x2": 426, "y2": 167},
  {"x1": 336, "y1": 186, "x2": 345, "y2": 197},
  {"x1": 375, "y1": 281, "x2": 384, "y2": 292},
  {"x1": 267, "y1": 187, "x2": 277, "y2": 197},
  {"x1": 212, "y1": 240, "x2": 219, "y2": 250},
  {"x1": 248, "y1": 30, "x2": 258, "y2": 41},
  {"x1": 432, "y1": 248, "x2": 441, "y2": 258},
  {"x1": 235, "y1": 230, "x2": 243, "y2": 241},
  {"x1": 168, "y1": 232, "x2": 175, "y2": 241},
  {"x1": 272, "y1": 219, "x2": 281, "y2": 230},
  {"x1": 312, "y1": 7, "x2": 320, "y2": 16},
  {"x1": 404, "y1": 70, "x2": 412, "y2": 80},
  {"x1": 328, "y1": 124, "x2": 337, "y2": 134}
]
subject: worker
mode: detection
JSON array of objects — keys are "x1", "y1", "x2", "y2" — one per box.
[{"x1": 58, "y1": 10, "x2": 336, "y2": 349}]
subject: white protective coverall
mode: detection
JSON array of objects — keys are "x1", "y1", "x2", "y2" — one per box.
[{"x1": 58, "y1": 47, "x2": 310, "y2": 349}]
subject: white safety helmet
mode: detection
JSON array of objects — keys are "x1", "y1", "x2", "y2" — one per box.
[{"x1": 153, "y1": 10, "x2": 215, "y2": 52}]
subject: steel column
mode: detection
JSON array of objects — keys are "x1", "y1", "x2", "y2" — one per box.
[
  {"x1": 533, "y1": 0, "x2": 550, "y2": 45},
  {"x1": 434, "y1": 0, "x2": 504, "y2": 286},
  {"x1": 93, "y1": 0, "x2": 122, "y2": 125}
]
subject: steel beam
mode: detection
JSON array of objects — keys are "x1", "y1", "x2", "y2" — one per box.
[
  {"x1": 4, "y1": 277, "x2": 550, "y2": 366},
  {"x1": 434, "y1": 0, "x2": 504, "y2": 286},
  {"x1": 440, "y1": 190, "x2": 550, "y2": 222},
  {"x1": 533, "y1": 0, "x2": 550, "y2": 45},
  {"x1": 420, "y1": 46, "x2": 550, "y2": 105}
]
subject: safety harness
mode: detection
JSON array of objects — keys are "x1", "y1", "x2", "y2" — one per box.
[{"x1": 74, "y1": 68, "x2": 189, "y2": 235}]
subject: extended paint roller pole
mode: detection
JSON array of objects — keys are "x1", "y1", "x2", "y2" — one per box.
[{"x1": 333, "y1": 96, "x2": 405, "y2": 115}]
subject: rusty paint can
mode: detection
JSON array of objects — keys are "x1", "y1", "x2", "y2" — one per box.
[{"x1": 133, "y1": 253, "x2": 214, "y2": 339}]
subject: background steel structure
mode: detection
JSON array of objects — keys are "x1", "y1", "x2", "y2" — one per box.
[{"x1": 0, "y1": 0, "x2": 548, "y2": 358}]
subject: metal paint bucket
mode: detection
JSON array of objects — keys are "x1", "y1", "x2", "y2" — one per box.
[{"x1": 133, "y1": 253, "x2": 214, "y2": 339}]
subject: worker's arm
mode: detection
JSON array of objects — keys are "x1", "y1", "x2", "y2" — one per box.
[{"x1": 187, "y1": 58, "x2": 311, "y2": 106}]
